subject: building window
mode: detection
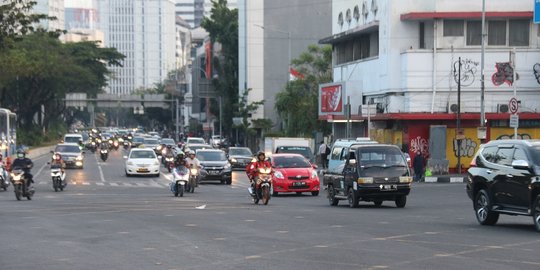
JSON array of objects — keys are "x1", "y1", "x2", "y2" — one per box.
[
  {"x1": 335, "y1": 32, "x2": 378, "y2": 65},
  {"x1": 466, "y1": 20, "x2": 482, "y2": 46},
  {"x1": 509, "y1": 19, "x2": 529, "y2": 46},
  {"x1": 443, "y1": 20, "x2": 464, "y2": 37},
  {"x1": 488, "y1": 20, "x2": 506, "y2": 46}
]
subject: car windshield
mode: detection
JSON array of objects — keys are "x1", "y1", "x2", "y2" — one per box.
[
  {"x1": 273, "y1": 155, "x2": 311, "y2": 168},
  {"x1": 144, "y1": 139, "x2": 159, "y2": 145},
  {"x1": 357, "y1": 147, "x2": 408, "y2": 177},
  {"x1": 276, "y1": 146, "x2": 313, "y2": 159},
  {"x1": 55, "y1": 145, "x2": 81, "y2": 153},
  {"x1": 197, "y1": 151, "x2": 227, "y2": 161},
  {"x1": 130, "y1": 151, "x2": 156, "y2": 159},
  {"x1": 133, "y1": 137, "x2": 144, "y2": 143},
  {"x1": 161, "y1": 139, "x2": 175, "y2": 145},
  {"x1": 64, "y1": 136, "x2": 81, "y2": 143},
  {"x1": 531, "y1": 146, "x2": 540, "y2": 164},
  {"x1": 229, "y1": 148, "x2": 252, "y2": 156},
  {"x1": 188, "y1": 138, "x2": 205, "y2": 144}
]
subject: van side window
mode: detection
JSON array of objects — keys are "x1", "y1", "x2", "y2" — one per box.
[
  {"x1": 331, "y1": 147, "x2": 343, "y2": 160},
  {"x1": 340, "y1": 147, "x2": 349, "y2": 160},
  {"x1": 481, "y1": 146, "x2": 498, "y2": 163},
  {"x1": 495, "y1": 148, "x2": 514, "y2": 166},
  {"x1": 513, "y1": 148, "x2": 528, "y2": 162}
]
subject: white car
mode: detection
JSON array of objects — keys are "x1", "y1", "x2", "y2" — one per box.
[{"x1": 125, "y1": 148, "x2": 161, "y2": 177}]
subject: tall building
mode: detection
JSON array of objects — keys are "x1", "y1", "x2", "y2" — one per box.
[
  {"x1": 175, "y1": 0, "x2": 237, "y2": 28},
  {"x1": 64, "y1": 0, "x2": 104, "y2": 45},
  {"x1": 96, "y1": 0, "x2": 176, "y2": 95},
  {"x1": 34, "y1": 0, "x2": 65, "y2": 31}
]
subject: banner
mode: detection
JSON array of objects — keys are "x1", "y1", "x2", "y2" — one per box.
[{"x1": 320, "y1": 84, "x2": 343, "y2": 113}]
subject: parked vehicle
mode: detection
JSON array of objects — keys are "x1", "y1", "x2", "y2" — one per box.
[
  {"x1": 10, "y1": 167, "x2": 34, "y2": 200},
  {"x1": 228, "y1": 147, "x2": 253, "y2": 169},
  {"x1": 197, "y1": 149, "x2": 232, "y2": 184},
  {"x1": 325, "y1": 144, "x2": 412, "y2": 208},
  {"x1": 50, "y1": 164, "x2": 66, "y2": 192},
  {"x1": 270, "y1": 154, "x2": 320, "y2": 196},
  {"x1": 466, "y1": 139, "x2": 540, "y2": 231},
  {"x1": 124, "y1": 148, "x2": 160, "y2": 177},
  {"x1": 251, "y1": 166, "x2": 272, "y2": 205}
]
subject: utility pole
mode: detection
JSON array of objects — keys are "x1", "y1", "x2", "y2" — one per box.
[{"x1": 479, "y1": 0, "x2": 486, "y2": 141}]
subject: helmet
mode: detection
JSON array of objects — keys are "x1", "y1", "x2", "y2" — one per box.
[
  {"x1": 188, "y1": 150, "x2": 195, "y2": 156},
  {"x1": 176, "y1": 151, "x2": 185, "y2": 159},
  {"x1": 16, "y1": 150, "x2": 26, "y2": 159},
  {"x1": 256, "y1": 151, "x2": 265, "y2": 160},
  {"x1": 54, "y1": 153, "x2": 62, "y2": 160}
]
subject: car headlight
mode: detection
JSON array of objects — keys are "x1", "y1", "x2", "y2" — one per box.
[
  {"x1": 399, "y1": 176, "x2": 413, "y2": 183},
  {"x1": 230, "y1": 158, "x2": 237, "y2": 163},
  {"x1": 76, "y1": 155, "x2": 83, "y2": 161},
  {"x1": 311, "y1": 170, "x2": 318, "y2": 179},
  {"x1": 127, "y1": 161, "x2": 134, "y2": 166},
  {"x1": 274, "y1": 171, "x2": 284, "y2": 179},
  {"x1": 223, "y1": 163, "x2": 231, "y2": 170},
  {"x1": 357, "y1": 177, "x2": 374, "y2": 184},
  {"x1": 154, "y1": 161, "x2": 160, "y2": 166}
]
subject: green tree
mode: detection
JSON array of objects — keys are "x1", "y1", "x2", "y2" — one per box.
[
  {"x1": 235, "y1": 88, "x2": 264, "y2": 146},
  {"x1": 275, "y1": 44, "x2": 332, "y2": 136},
  {"x1": 201, "y1": 0, "x2": 238, "y2": 137},
  {"x1": 0, "y1": 0, "x2": 53, "y2": 48}
]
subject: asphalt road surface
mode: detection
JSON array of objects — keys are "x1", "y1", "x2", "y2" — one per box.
[{"x1": 1, "y1": 149, "x2": 539, "y2": 270}]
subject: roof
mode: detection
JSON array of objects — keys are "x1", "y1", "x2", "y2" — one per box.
[
  {"x1": 319, "y1": 21, "x2": 379, "y2": 44},
  {"x1": 400, "y1": 11, "x2": 533, "y2": 21}
]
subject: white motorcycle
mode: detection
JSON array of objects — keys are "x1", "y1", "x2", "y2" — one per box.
[
  {"x1": 0, "y1": 164, "x2": 9, "y2": 191},
  {"x1": 51, "y1": 164, "x2": 67, "y2": 192},
  {"x1": 171, "y1": 166, "x2": 189, "y2": 197}
]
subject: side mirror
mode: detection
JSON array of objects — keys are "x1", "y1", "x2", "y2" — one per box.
[
  {"x1": 512, "y1": 160, "x2": 529, "y2": 170},
  {"x1": 123, "y1": 156, "x2": 128, "y2": 159},
  {"x1": 312, "y1": 164, "x2": 318, "y2": 169}
]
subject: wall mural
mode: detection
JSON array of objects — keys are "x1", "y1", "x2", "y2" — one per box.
[
  {"x1": 534, "y1": 63, "x2": 540, "y2": 85},
  {"x1": 453, "y1": 138, "x2": 477, "y2": 158},
  {"x1": 410, "y1": 136, "x2": 429, "y2": 156},
  {"x1": 492, "y1": 62, "x2": 519, "y2": 86},
  {"x1": 453, "y1": 58, "x2": 479, "y2": 87},
  {"x1": 496, "y1": 133, "x2": 532, "y2": 140}
]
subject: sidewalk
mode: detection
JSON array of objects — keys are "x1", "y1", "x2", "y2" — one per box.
[{"x1": 423, "y1": 174, "x2": 467, "y2": 183}]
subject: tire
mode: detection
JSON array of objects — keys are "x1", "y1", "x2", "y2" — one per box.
[
  {"x1": 178, "y1": 185, "x2": 184, "y2": 197},
  {"x1": 327, "y1": 186, "x2": 339, "y2": 206},
  {"x1": 168, "y1": 167, "x2": 171, "y2": 173},
  {"x1": 53, "y1": 179, "x2": 59, "y2": 192},
  {"x1": 253, "y1": 196, "x2": 259, "y2": 204},
  {"x1": 347, "y1": 188, "x2": 359, "y2": 208},
  {"x1": 311, "y1": 191, "x2": 319, "y2": 196},
  {"x1": 125, "y1": 171, "x2": 130, "y2": 177},
  {"x1": 374, "y1": 200, "x2": 383, "y2": 207},
  {"x1": 60, "y1": 185, "x2": 64, "y2": 191},
  {"x1": 2, "y1": 186, "x2": 6, "y2": 191},
  {"x1": 395, "y1": 196, "x2": 406, "y2": 208},
  {"x1": 532, "y1": 195, "x2": 540, "y2": 232},
  {"x1": 226, "y1": 179, "x2": 232, "y2": 185},
  {"x1": 27, "y1": 194, "x2": 32, "y2": 200},
  {"x1": 474, "y1": 189, "x2": 499, "y2": 225},
  {"x1": 262, "y1": 186, "x2": 270, "y2": 205},
  {"x1": 15, "y1": 185, "x2": 22, "y2": 201}
]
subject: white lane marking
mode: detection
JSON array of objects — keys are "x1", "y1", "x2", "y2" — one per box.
[
  {"x1": 82, "y1": 182, "x2": 90, "y2": 186},
  {"x1": 110, "y1": 183, "x2": 118, "y2": 186},
  {"x1": 95, "y1": 153, "x2": 106, "y2": 182},
  {"x1": 34, "y1": 163, "x2": 48, "y2": 179},
  {"x1": 96, "y1": 182, "x2": 105, "y2": 186}
]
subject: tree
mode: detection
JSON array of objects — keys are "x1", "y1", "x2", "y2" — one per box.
[
  {"x1": 0, "y1": 0, "x2": 53, "y2": 48},
  {"x1": 201, "y1": 0, "x2": 238, "y2": 137},
  {"x1": 275, "y1": 44, "x2": 332, "y2": 136},
  {"x1": 235, "y1": 88, "x2": 264, "y2": 146}
]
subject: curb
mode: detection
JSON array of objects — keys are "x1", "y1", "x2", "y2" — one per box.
[
  {"x1": 8, "y1": 145, "x2": 55, "y2": 160},
  {"x1": 423, "y1": 176, "x2": 467, "y2": 183}
]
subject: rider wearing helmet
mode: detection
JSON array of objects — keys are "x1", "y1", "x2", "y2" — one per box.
[
  {"x1": 185, "y1": 150, "x2": 202, "y2": 186},
  {"x1": 174, "y1": 151, "x2": 188, "y2": 168},
  {"x1": 11, "y1": 150, "x2": 34, "y2": 187},
  {"x1": 50, "y1": 153, "x2": 66, "y2": 173},
  {"x1": 0, "y1": 153, "x2": 7, "y2": 181},
  {"x1": 246, "y1": 151, "x2": 272, "y2": 194}
]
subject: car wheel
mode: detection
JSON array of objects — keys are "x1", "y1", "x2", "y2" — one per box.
[
  {"x1": 474, "y1": 189, "x2": 499, "y2": 225},
  {"x1": 373, "y1": 200, "x2": 383, "y2": 207},
  {"x1": 395, "y1": 196, "x2": 406, "y2": 208},
  {"x1": 226, "y1": 178, "x2": 232, "y2": 185},
  {"x1": 125, "y1": 171, "x2": 130, "y2": 177},
  {"x1": 532, "y1": 195, "x2": 540, "y2": 232},
  {"x1": 327, "y1": 185, "x2": 339, "y2": 206},
  {"x1": 347, "y1": 188, "x2": 359, "y2": 208},
  {"x1": 311, "y1": 191, "x2": 319, "y2": 196}
]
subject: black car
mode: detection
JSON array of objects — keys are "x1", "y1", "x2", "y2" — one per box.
[
  {"x1": 197, "y1": 149, "x2": 232, "y2": 185},
  {"x1": 466, "y1": 139, "x2": 540, "y2": 231},
  {"x1": 227, "y1": 147, "x2": 253, "y2": 169}
]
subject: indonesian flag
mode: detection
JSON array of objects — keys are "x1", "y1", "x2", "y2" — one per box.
[{"x1": 289, "y1": 67, "x2": 304, "y2": 81}]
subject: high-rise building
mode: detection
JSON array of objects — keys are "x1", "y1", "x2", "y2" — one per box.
[
  {"x1": 96, "y1": 0, "x2": 176, "y2": 95},
  {"x1": 175, "y1": 0, "x2": 237, "y2": 28},
  {"x1": 34, "y1": 0, "x2": 65, "y2": 31},
  {"x1": 64, "y1": 0, "x2": 104, "y2": 46}
]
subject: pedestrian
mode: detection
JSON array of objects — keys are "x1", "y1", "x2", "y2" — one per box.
[
  {"x1": 413, "y1": 151, "x2": 425, "y2": 182},
  {"x1": 318, "y1": 141, "x2": 329, "y2": 169}
]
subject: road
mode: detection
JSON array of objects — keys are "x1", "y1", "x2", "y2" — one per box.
[{"x1": 0, "y1": 149, "x2": 539, "y2": 270}]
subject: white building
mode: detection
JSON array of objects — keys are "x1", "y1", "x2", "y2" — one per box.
[
  {"x1": 96, "y1": 0, "x2": 176, "y2": 95},
  {"x1": 35, "y1": 0, "x2": 65, "y2": 31},
  {"x1": 64, "y1": 0, "x2": 104, "y2": 45},
  {"x1": 175, "y1": 17, "x2": 192, "y2": 131},
  {"x1": 320, "y1": 0, "x2": 540, "y2": 172},
  {"x1": 176, "y1": 0, "x2": 237, "y2": 29}
]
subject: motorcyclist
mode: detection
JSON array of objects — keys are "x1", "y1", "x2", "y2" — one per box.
[
  {"x1": 246, "y1": 151, "x2": 272, "y2": 195},
  {"x1": 185, "y1": 150, "x2": 202, "y2": 186},
  {"x1": 11, "y1": 150, "x2": 34, "y2": 187},
  {"x1": 0, "y1": 154, "x2": 8, "y2": 181},
  {"x1": 162, "y1": 145, "x2": 174, "y2": 165},
  {"x1": 174, "y1": 151, "x2": 188, "y2": 168},
  {"x1": 50, "y1": 153, "x2": 66, "y2": 173}
]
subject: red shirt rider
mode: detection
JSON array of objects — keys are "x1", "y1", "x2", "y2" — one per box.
[{"x1": 246, "y1": 151, "x2": 272, "y2": 181}]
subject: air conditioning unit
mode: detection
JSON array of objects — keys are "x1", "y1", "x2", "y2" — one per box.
[
  {"x1": 449, "y1": 104, "x2": 458, "y2": 113},
  {"x1": 497, "y1": 104, "x2": 509, "y2": 113}
]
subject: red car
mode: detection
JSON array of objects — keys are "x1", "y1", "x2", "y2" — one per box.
[{"x1": 270, "y1": 153, "x2": 320, "y2": 196}]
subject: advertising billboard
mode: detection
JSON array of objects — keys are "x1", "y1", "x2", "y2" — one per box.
[{"x1": 319, "y1": 82, "x2": 345, "y2": 116}]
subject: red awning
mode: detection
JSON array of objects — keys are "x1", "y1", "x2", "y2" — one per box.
[{"x1": 400, "y1": 11, "x2": 533, "y2": 21}]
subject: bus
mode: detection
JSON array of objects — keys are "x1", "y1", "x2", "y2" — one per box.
[{"x1": 0, "y1": 108, "x2": 17, "y2": 158}]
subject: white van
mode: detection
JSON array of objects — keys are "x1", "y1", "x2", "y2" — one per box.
[{"x1": 63, "y1": 133, "x2": 83, "y2": 144}]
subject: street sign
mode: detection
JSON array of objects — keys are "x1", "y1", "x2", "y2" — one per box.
[
  {"x1": 477, "y1": 127, "x2": 487, "y2": 140},
  {"x1": 535, "y1": 0, "x2": 540, "y2": 24},
  {"x1": 361, "y1": 104, "x2": 376, "y2": 117},
  {"x1": 509, "y1": 97, "x2": 518, "y2": 114},
  {"x1": 509, "y1": 114, "x2": 519, "y2": 128}
]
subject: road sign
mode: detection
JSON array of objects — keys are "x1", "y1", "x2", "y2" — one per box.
[
  {"x1": 535, "y1": 0, "x2": 540, "y2": 24},
  {"x1": 509, "y1": 97, "x2": 518, "y2": 114},
  {"x1": 509, "y1": 114, "x2": 519, "y2": 128},
  {"x1": 361, "y1": 104, "x2": 376, "y2": 117}
]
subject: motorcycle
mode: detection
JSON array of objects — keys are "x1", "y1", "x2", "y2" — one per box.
[
  {"x1": 100, "y1": 148, "x2": 108, "y2": 162},
  {"x1": 50, "y1": 164, "x2": 66, "y2": 192},
  {"x1": 188, "y1": 165, "x2": 199, "y2": 193},
  {"x1": 10, "y1": 167, "x2": 34, "y2": 201},
  {"x1": 112, "y1": 140, "x2": 120, "y2": 150},
  {"x1": 164, "y1": 156, "x2": 175, "y2": 173},
  {"x1": 89, "y1": 141, "x2": 97, "y2": 153},
  {"x1": 171, "y1": 166, "x2": 190, "y2": 197},
  {"x1": 0, "y1": 164, "x2": 9, "y2": 191},
  {"x1": 250, "y1": 167, "x2": 272, "y2": 205},
  {"x1": 123, "y1": 141, "x2": 131, "y2": 150}
]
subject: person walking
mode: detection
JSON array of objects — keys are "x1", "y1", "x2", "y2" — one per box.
[
  {"x1": 318, "y1": 141, "x2": 329, "y2": 169},
  {"x1": 412, "y1": 151, "x2": 425, "y2": 182}
]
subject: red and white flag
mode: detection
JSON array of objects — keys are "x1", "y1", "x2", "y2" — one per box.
[{"x1": 289, "y1": 67, "x2": 304, "y2": 81}]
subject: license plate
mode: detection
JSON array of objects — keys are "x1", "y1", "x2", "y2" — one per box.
[
  {"x1": 293, "y1": 182, "x2": 306, "y2": 186},
  {"x1": 380, "y1": 185, "x2": 397, "y2": 191},
  {"x1": 137, "y1": 168, "x2": 149, "y2": 173},
  {"x1": 208, "y1": 170, "x2": 219, "y2": 175}
]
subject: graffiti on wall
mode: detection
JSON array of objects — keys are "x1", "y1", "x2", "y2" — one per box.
[
  {"x1": 492, "y1": 62, "x2": 519, "y2": 86},
  {"x1": 496, "y1": 133, "x2": 532, "y2": 140},
  {"x1": 453, "y1": 138, "x2": 477, "y2": 158},
  {"x1": 534, "y1": 63, "x2": 540, "y2": 85},
  {"x1": 410, "y1": 136, "x2": 429, "y2": 156},
  {"x1": 453, "y1": 58, "x2": 479, "y2": 87}
]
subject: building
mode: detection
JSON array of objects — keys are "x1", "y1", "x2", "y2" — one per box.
[
  {"x1": 34, "y1": 0, "x2": 65, "y2": 31},
  {"x1": 64, "y1": 0, "x2": 104, "y2": 45},
  {"x1": 238, "y1": 0, "x2": 332, "y2": 131},
  {"x1": 319, "y1": 0, "x2": 540, "y2": 173},
  {"x1": 96, "y1": 0, "x2": 176, "y2": 95},
  {"x1": 176, "y1": 0, "x2": 237, "y2": 29},
  {"x1": 174, "y1": 17, "x2": 192, "y2": 133}
]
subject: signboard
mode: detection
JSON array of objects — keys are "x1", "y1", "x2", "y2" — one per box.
[
  {"x1": 477, "y1": 127, "x2": 487, "y2": 140},
  {"x1": 509, "y1": 97, "x2": 519, "y2": 114},
  {"x1": 510, "y1": 114, "x2": 519, "y2": 128},
  {"x1": 533, "y1": 0, "x2": 540, "y2": 24},
  {"x1": 319, "y1": 83, "x2": 344, "y2": 115},
  {"x1": 361, "y1": 104, "x2": 376, "y2": 117}
]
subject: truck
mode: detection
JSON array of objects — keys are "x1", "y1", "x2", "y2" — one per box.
[{"x1": 263, "y1": 137, "x2": 315, "y2": 163}]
